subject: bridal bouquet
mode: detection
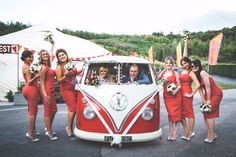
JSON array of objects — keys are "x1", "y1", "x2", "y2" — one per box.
[
  {"x1": 30, "y1": 63, "x2": 41, "y2": 73},
  {"x1": 64, "y1": 62, "x2": 75, "y2": 72},
  {"x1": 200, "y1": 103, "x2": 212, "y2": 113},
  {"x1": 86, "y1": 71, "x2": 99, "y2": 86},
  {"x1": 167, "y1": 83, "x2": 177, "y2": 95}
]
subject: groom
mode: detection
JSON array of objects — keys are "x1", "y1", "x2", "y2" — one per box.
[{"x1": 122, "y1": 64, "x2": 150, "y2": 85}]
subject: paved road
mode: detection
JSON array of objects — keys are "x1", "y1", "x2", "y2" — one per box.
[
  {"x1": 212, "y1": 75, "x2": 236, "y2": 85},
  {"x1": 0, "y1": 89, "x2": 236, "y2": 157}
]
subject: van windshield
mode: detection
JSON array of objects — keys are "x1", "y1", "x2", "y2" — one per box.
[{"x1": 84, "y1": 63, "x2": 153, "y2": 85}]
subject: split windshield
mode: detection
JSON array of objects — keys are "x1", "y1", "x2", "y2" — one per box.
[{"x1": 84, "y1": 63, "x2": 153, "y2": 85}]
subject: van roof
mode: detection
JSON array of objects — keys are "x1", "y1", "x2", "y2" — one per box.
[{"x1": 88, "y1": 56, "x2": 150, "y2": 64}]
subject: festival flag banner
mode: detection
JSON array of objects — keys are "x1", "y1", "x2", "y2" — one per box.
[
  {"x1": 0, "y1": 44, "x2": 18, "y2": 54},
  {"x1": 147, "y1": 46, "x2": 153, "y2": 64},
  {"x1": 176, "y1": 42, "x2": 182, "y2": 67},
  {"x1": 208, "y1": 32, "x2": 223, "y2": 65}
]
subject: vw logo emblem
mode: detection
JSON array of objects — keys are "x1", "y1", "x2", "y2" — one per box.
[{"x1": 109, "y1": 92, "x2": 128, "y2": 111}]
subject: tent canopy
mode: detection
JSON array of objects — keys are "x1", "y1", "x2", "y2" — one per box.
[
  {"x1": 0, "y1": 24, "x2": 110, "y2": 101},
  {"x1": 0, "y1": 24, "x2": 110, "y2": 60}
]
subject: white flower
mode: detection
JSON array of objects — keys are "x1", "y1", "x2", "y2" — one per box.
[
  {"x1": 30, "y1": 63, "x2": 41, "y2": 73},
  {"x1": 157, "y1": 78, "x2": 167, "y2": 86},
  {"x1": 64, "y1": 62, "x2": 75, "y2": 71},
  {"x1": 167, "y1": 83, "x2": 177, "y2": 92},
  {"x1": 200, "y1": 103, "x2": 212, "y2": 113}
]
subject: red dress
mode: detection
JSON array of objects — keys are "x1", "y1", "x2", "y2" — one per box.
[
  {"x1": 179, "y1": 71, "x2": 194, "y2": 119},
  {"x1": 59, "y1": 66, "x2": 77, "y2": 112},
  {"x1": 40, "y1": 66, "x2": 57, "y2": 117},
  {"x1": 161, "y1": 70, "x2": 182, "y2": 122},
  {"x1": 22, "y1": 63, "x2": 38, "y2": 117},
  {"x1": 201, "y1": 77, "x2": 223, "y2": 119}
]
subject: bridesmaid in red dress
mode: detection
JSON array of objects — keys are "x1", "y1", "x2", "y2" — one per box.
[
  {"x1": 21, "y1": 51, "x2": 40, "y2": 142},
  {"x1": 179, "y1": 57, "x2": 200, "y2": 140},
  {"x1": 157, "y1": 56, "x2": 182, "y2": 141},
  {"x1": 39, "y1": 49, "x2": 58, "y2": 140},
  {"x1": 191, "y1": 59, "x2": 223, "y2": 143},
  {"x1": 55, "y1": 49, "x2": 81, "y2": 137}
]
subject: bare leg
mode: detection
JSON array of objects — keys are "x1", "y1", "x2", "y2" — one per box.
[
  {"x1": 168, "y1": 121, "x2": 174, "y2": 140},
  {"x1": 50, "y1": 112, "x2": 57, "y2": 133},
  {"x1": 172, "y1": 121, "x2": 180, "y2": 140},
  {"x1": 67, "y1": 112, "x2": 76, "y2": 136},
  {"x1": 188, "y1": 118, "x2": 195, "y2": 137},
  {"x1": 206, "y1": 118, "x2": 216, "y2": 140},
  {"x1": 204, "y1": 119, "x2": 210, "y2": 138},
  {"x1": 44, "y1": 117, "x2": 53, "y2": 135},
  {"x1": 28, "y1": 116, "x2": 36, "y2": 137},
  {"x1": 181, "y1": 118, "x2": 188, "y2": 137}
]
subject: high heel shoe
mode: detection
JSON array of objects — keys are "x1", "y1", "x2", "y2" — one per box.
[
  {"x1": 167, "y1": 137, "x2": 172, "y2": 141},
  {"x1": 181, "y1": 136, "x2": 190, "y2": 141},
  {"x1": 26, "y1": 132, "x2": 40, "y2": 143},
  {"x1": 66, "y1": 127, "x2": 74, "y2": 137},
  {"x1": 45, "y1": 132, "x2": 58, "y2": 141},
  {"x1": 45, "y1": 128, "x2": 56, "y2": 135},
  {"x1": 204, "y1": 135, "x2": 217, "y2": 143},
  {"x1": 190, "y1": 132, "x2": 195, "y2": 138},
  {"x1": 35, "y1": 132, "x2": 40, "y2": 136}
]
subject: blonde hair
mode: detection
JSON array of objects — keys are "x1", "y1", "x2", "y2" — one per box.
[
  {"x1": 38, "y1": 49, "x2": 51, "y2": 67},
  {"x1": 99, "y1": 66, "x2": 109, "y2": 74},
  {"x1": 164, "y1": 56, "x2": 175, "y2": 65}
]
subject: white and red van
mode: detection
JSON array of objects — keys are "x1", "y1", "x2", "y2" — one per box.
[{"x1": 74, "y1": 56, "x2": 162, "y2": 145}]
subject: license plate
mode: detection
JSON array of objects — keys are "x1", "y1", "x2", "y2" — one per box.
[{"x1": 104, "y1": 136, "x2": 132, "y2": 143}]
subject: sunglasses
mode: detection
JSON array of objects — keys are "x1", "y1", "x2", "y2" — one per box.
[{"x1": 191, "y1": 65, "x2": 198, "y2": 68}]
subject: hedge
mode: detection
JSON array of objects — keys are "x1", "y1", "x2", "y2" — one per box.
[{"x1": 209, "y1": 64, "x2": 236, "y2": 78}]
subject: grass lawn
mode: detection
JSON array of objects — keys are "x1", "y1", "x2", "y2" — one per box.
[
  {"x1": 191, "y1": 81, "x2": 236, "y2": 90},
  {"x1": 216, "y1": 81, "x2": 236, "y2": 90}
]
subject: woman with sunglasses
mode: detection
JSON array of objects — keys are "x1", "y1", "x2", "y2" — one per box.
[
  {"x1": 179, "y1": 57, "x2": 200, "y2": 141},
  {"x1": 157, "y1": 56, "x2": 182, "y2": 141},
  {"x1": 191, "y1": 59, "x2": 223, "y2": 143},
  {"x1": 21, "y1": 51, "x2": 40, "y2": 142}
]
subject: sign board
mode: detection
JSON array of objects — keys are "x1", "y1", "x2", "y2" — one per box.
[{"x1": 0, "y1": 44, "x2": 18, "y2": 54}]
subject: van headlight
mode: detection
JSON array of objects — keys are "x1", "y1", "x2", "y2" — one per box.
[
  {"x1": 141, "y1": 107, "x2": 153, "y2": 121},
  {"x1": 83, "y1": 106, "x2": 96, "y2": 120},
  {"x1": 149, "y1": 98, "x2": 155, "y2": 105}
]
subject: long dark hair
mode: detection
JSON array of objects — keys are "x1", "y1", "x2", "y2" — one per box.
[
  {"x1": 191, "y1": 59, "x2": 202, "y2": 83},
  {"x1": 21, "y1": 50, "x2": 33, "y2": 61},
  {"x1": 180, "y1": 56, "x2": 192, "y2": 69}
]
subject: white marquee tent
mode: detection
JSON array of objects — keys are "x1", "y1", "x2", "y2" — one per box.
[{"x1": 0, "y1": 24, "x2": 110, "y2": 101}]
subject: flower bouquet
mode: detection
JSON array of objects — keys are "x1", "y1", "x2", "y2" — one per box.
[
  {"x1": 30, "y1": 63, "x2": 41, "y2": 73},
  {"x1": 64, "y1": 62, "x2": 75, "y2": 72},
  {"x1": 157, "y1": 78, "x2": 167, "y2": 86},
  {"x1": 86, "y1": 71, "x2": 99, "y2": 86},
  {"x1": 200, "y1": 103, "x2": 212, "y2": 113},
  {"x1": 44, "y1": 33, "x2": 55, "y2": 45},
  {"x1": 167, "y1": 83, "x2": 177, "y2": 95}
]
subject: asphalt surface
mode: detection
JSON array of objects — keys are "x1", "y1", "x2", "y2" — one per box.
[{"x1": 0, "y1": 76, "x2": 236, "y2": 157}]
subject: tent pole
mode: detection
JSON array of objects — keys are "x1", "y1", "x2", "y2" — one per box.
[{"x1": 17, "y1": 53, "x2": 19, "y2": 91}]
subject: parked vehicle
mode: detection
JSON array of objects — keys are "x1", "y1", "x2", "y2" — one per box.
[{"x1": 74, "y1": 56, "x2": 162, "y2": 145}]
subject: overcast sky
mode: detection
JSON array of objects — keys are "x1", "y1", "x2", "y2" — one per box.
[{"x1": 1, "y1": 0, "x2": 236, "y2": 35}]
